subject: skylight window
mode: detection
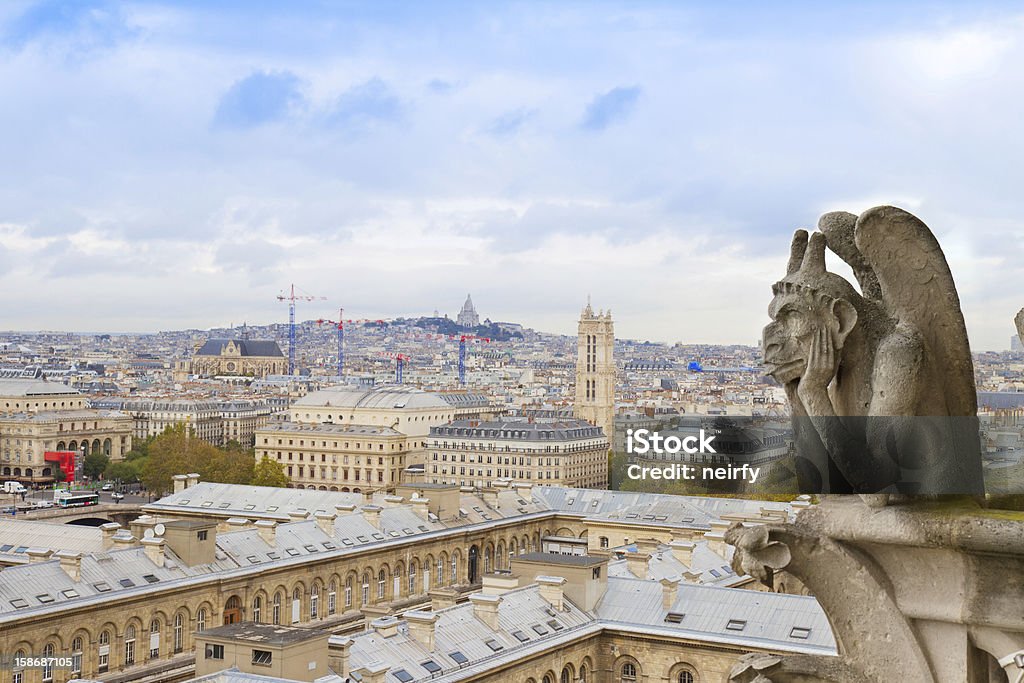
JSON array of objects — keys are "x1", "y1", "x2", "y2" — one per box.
[
  {"x1": 36, "y1": 594, "x2": 54, "y2": 604},
  {"x1": 143, "y1": 574, "x2": 160, "y2": 583},
  {"x1": 93, "y1": 582, "x2": 111, "y2": 592},
  {"x1": 267, "y1": 506, "x2": 279, "y2": 512},
  {"x1": 546, "y1": 619, "x2": 563, "y2": 631},
  {"x1": 665, "y1": 612, "x2": 684, "y2": 624},
  {"x1": 484, "y1": 639, "x2": 503, "y2": 652},
  {"x1": 709, "y1": 569, "x2": 722, "y2": 578},
  {"x1": 62, "y1": 589, "x2": 79, "y2": 599},
  {"x1": 372, "y1": 533, "x2": 385, "y2": 540},
  {"x1": 726, "y1": 619, "x2": 747, "y2": 631},
  {"x1": 10, "y1": 598, "x2": 29, "y2": 609},
  {"x1": 179, "y1": 499, "x2": 190, "y2": 505},
  {"x1": 421, "y1": 660, "x2": 441, "y2": 674},
  {"x1": 0, "y1": 544, "x2": 12, "y2": 552},
  {"x1": 218, "y1": 502, "x2": 231, "y2": 509},
  {"x1": 531, "y1": 624, "x2": 549, "y2": 635},
  {"x1": 393, "y1": 669, "x2": 413, "y2": 683},
  {"x1": 304, "y1": 544, "x2": 318, "y2": 552},
  {"x1": 200, "y1": 501, "x2": 214, "y2": 508},
  {"x1": 285, "y1": 548, "x2": 300, "y2": 556},
  {"x1": 449, "y1": 651, "x2": 468, "y2": 665},
  {"x1": 323, "y1": 542, "x2": 336, "y2": 550},
  {"x1": 342, "y1": 539, "x2": 354, "y2": 546},
  {"x1": 356, "y1": 536, "x2": 369, "y2": 543},
  {"x1": 244, "y1": 504, "x2": 256, "y2": 511},
  {"x1": 247, "y1": 555, "x2": 261, "y2": 564},
  {"x1": 119, "y1": 578, "x2": 136, "y2": 588},
  {"x1": 790, "y1": 626, "x2": 812, "y2": 639},
  {"x1": 267, "y1": 552, "x2": 281, "y2": 559},
  {"x1": 511, "y1": 630, "x2": 530, "y2": 642}
]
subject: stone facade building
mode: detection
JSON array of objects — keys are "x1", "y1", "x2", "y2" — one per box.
[
  {"x1": 574, "y1": 301, "x2": 615, "y2": 442},
  {"x1": 425, "y1": 417, "x2": 608, "y2": 489},
  {"x1": 457, "y1": 294, "x2": 480, "y2": 329},
  {"x1": 0, "y1": 379, "x2": 132, "y2": 483},
  {"x1": 176, "y1": 339, "x2": 286, "y2": 381}
]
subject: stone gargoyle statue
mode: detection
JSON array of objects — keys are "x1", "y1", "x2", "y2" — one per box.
[
  {"x1": 1016, "y1": 308, "x2": 1024, "y2": 349},
  {"x1": 761, "y1": 206, "x2": 984, "y2": 495}
]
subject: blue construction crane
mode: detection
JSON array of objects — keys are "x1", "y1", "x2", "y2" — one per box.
[
  {"x1": 456, "y1": 334, "x2": 491, "y2": 385},
  {"x1": 276, "y1": 284, "x2": 325, "y2": 375}
]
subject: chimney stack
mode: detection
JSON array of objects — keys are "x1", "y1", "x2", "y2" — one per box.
[
  {"x1": 470, "y1": 593, "x2": 502, "y2": 630},
  {"x1": 335, "y1": 503, "x2": 356, "y2": 514},
  {"x1": 142, "y1": 537, "x2": 166, "y2": 567},
  {"x1": 411, "y1": 498, "x2": 430, "y2": 521},
  {"x1": 357, "y1": 662, "x2": 389, "y2": 683},
  {"x1": 112, "y1": 531, "x2": 136, "y2": 548},
  {"x1": 288, "y1": 510, "x2": 310, "y2": 522},
  {"x1": 405, "y1": 611, "x2": 438, "y2": 651},
  {"x1": 669, "y1": 540, "x2": 695, "y2": 567},
  {"x1": 27, "y1": 548, "x2": 53, "y2": 564},
  {"x1": 371, "y1": 616, "x2": 400, "y2": 638},
  {"x1": 661, "y1": 577, "x2": 679, "y2": 610},
  {"x1": 482, "y1": 574, "x2": 520, "y2": 596},
  {"x1": 626, "y1": 551, "x2": 649, "y2": 579},
  {"x1": 315, "y1": 512, "x2": 337, "y2": 535},
  {"x1": 362, "y1": 505, "x2": 382, "y2": 528},
  {"x1": 172, "y1": 474, "x2": 188, "y2": 494},
  {"x1": 56, "y1": 550, "x2": 83, "y2": 581},
  {"x1": 186, "y1": 473, "x2": 201, "y2": 488},
  {"x1": 537, "y1": 575, "x2": 566, "y2": 611},
  {"x1": 328, "y1": 637, "x2": 353, "y2": 678},
  {"x1": 255, "y1": 520, "x2": 277, "y2": 546},
  {"x1": 100, "y1": 522, "x2": 122, "y2": 549}
]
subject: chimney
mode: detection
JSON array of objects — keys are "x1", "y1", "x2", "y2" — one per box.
[
  {"x1": 705, "y1": 521, "x2": 729, "y2": 555},
  {"x1": 56, "y1": 550, "x2": 82, "y2": 581},
  {"x1": 172, "y1": 474, "x2": 188, "y2": 494},
  {"x1": 315, "y1": 512, "x2": 337, "y2": 535},
  {"x1": 142, "y1": 537, "x2": 166, "y2": 567},
  {"x1": 482, "y1": 573, "x2": 520, "y2": 595},
  {"x1": 356, "y1": 661, "x2": 389, "y2": 683},
  {"x1": 682, "y1": 569, "x2": 702, "y2": 584},
  {"x1": 661, "y1": 577, "x2": 679, "y2": 610},
  {"x1": 411, "y1": 498, "x2": 430, "y2": 521},
  {"x1": 382, "y1": 495, "x2": 404, "y2": 507},
  {"x1": 470, "y1": 593, "x2": 502, "y2": 630},
  {"x1": 405, "y1": 611, "x2": 438, "y2": 651},
  {"x1": 328, "y1": 637, "x2": 353, "y2": 678},
  {"x1": 335, "y1": 503, "x2": 356, "y2": 513},
  {"x1": 371, "y1": 616, "x2": 400, "y2": 638},
  {"x1": 255, "y1": 520, "x2": 277, "y2": 545},
  {"x1": 130, "y1": 514, "x2": 158, "y2": 539},
  {"x1": 362, "y1": 505, "x2": 382, "y2": 528},
  {"x1": 635, "y1": 538, "x2": 659, "y2": 554},
  {"x1": 186, "y1": 473, "x2": 201, "y2": 488},
  {"x1": 537, "y1": 575, "x2": 566, "y2": 611},
  {"x1": 481, "y1": 488, "x2": 499, "y2": 507},
  {"x1": 514, "y1": 484, "x2": 533, "y2": 502},
  {"x1": 288, "y1": 510, "x2": 310, "y2": 522},
  {"x1": 669, "y1": 540, "x2": 695, "y2": 567},
  {"x1": 226, "y1": 518, "x2": 251, "y2": 531},
  {"x1": 100, "y1": 522, "x2": 122, "y2": 549},
  {"x1": 626, "y1": 551, "x2": 649, "y2": 579},
  {"x1": 112, "y1": 531, "x2": 136, "y2": 548},
  {"x1": 429, "y1": 588, "x2": 458, "y2": 611},
  {"x1": 362, "y1": 490, "x2": 374, "y2": 505},
  {"x1": 27, "y1": 548, "x2": 53, "y2": 564}
]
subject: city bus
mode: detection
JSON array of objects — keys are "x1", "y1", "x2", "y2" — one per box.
[{"x1": 53, "y1": 489, "x2": 100, "y2": 508}]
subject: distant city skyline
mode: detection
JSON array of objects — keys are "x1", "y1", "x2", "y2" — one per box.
[{"x1": 1, "y1": 2, "x2": 1022, "y2": 349}]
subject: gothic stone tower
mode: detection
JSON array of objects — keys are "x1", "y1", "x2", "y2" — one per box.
[{"x1": 574, "y1": 300, "x2": 615, "y2": 440}]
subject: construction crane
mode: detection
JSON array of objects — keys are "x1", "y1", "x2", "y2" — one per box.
[
  {"x1": 455, "y1": 334, "x2": 491, "y2": 385},
  {"x1": 276, "y1": 284, "x2": 326, "y2": 375},
  {"x1": 378, "y1": 352, "x2": 410, "y2": 384},
  {"x1": 315, "y1": 308, "x2": 345, "y2": 378}
]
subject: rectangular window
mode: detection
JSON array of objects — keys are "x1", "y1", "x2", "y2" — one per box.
[
  {"x1": 252, "y1": 649, "x2": 273, "y2": 666},
  {"x1": 205, "y1": 644, "x2": 224, "y2": 660}
]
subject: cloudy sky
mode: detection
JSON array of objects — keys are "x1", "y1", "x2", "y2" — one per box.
[{"x1": 1, "y1": 1, "x2": 1021, "y2": 349}]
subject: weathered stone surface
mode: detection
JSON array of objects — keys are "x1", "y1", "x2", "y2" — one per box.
[
  {"x1": 1016, "y1": 308, "x2": 1024, "y2": 347},
  {"x1": 762, "y1": 206, "x2": 983, "y2": 495}
]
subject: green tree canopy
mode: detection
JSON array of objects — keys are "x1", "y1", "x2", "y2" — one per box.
[
  {"x1": 140, "y1": 423, "x2": 256, "y2": 495},
  {"x1": 252, "y1": 456, "x2": 289, "y2": 488},
  {"x1": 83, "y1": 452, "x2": 110, "y2": 480},
  {"x1": 105, "y1": 461, "x2": 140, "y2": 483}
]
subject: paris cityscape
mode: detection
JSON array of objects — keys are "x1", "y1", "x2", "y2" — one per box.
[{"x1": 3, "y1": 1, "x2": 1024, "y2": 683}]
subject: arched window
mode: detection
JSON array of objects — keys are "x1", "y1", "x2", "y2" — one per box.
[
  {"x1": 71, "y1": 637, "x2": 84, "y2": 675},
  {"x1": 124, "y1": 624, "x2": 137, "y2": 666},
  {"x1": 173, "y1": 614, "x2": 184, "y2": 653},
  {"x1": 600, "y1": 536, "x2": 609, "y2": 549},
  {"x1": 291, "y1": 588, "x2": 301, "y2": 623},
  {"x1": 678, "y1": 672, "x2": 695, "y2": 683},
  {"x1": 13, "y1": 649, "x2": 25, "y2": 683},
  {"x1": 621, "y1": 662, "x2": 637, "y2": 682},
  {"x1": 377, "y1": 569, "x2": 386, "y2": 600},
  {"x1": 393, "y1": 567, "x2": 402, "y2": 597},
  {"x1": 436, "y1": 557, "x2": 444, "y2": 586},
  {"x1": 409, "y1": 562, "x2": 417, "y2": 595},
  {"x1": 273, "y1": 593, "x2": 282, "y2": 625},
  {"x1": 328, "y1": 581, "x2": 337, "y2": 615},
  {"x1": 543, "y1": 675, "x2": 555, "y2": 683},
  {"x1": 42, "y1": 643, "x2": 55, "y2": 682},
  {"x1": 98, "y1": 630, "x2": 111, "y2": 672},
  {"x1": 451, "y1": 554, "x2": 458, "y2": 584},
  {"x1": 484, "y1": 549, "x2": 492, "y2": 573},
  {"x1": 560, "y1": 668, "x2": 570, "y2": 683},
  {"x1": 252, "y1": 596, "x2": 262, "y2": 623},
  {"x1": 310, "y1": 584, "x2": 320, "y2": 619},
  {"x1": 362, "y1": 573, "x2": 370, "y2": 605},
  {"x1": 579, "y1": 665, "x2": 587, "y2": 683},
  {"x1": 345, "y1": 578, "x2": 353, "y2": 608},
  {"x1": 197, "y1": 608, "x2": 207, "y2": 632},
  {"x1": 149, "y1": 618, "x2": 161, "y2": 658}
]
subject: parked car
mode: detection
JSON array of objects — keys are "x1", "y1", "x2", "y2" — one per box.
[
  {"x1": 0, "y1": 506, "x2": 16, "y2": 515},
  {"x1": 111, "y1": 492, "x2": 125, "y2": 501},
  {"x1": 101, "y1": 483, "x2": 114, "y2": 491},
  {"x1": 32, "y1": 500, "x2": 54, "y2": 509}
]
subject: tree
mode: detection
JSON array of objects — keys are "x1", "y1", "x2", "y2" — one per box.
[
  {"x1": 105, "y1": 461, "x2": 140, "y2": 483},
  {"x1": 53, "y1": 468, "x2": 67, "y2": 484},
  {"x1": 252, "y1": 456, "x2": 289, "y2": 488},
  {"x1": 83, "y1": 452, "x2": 110, "y2": 480},
  {"x1": 140, "y1": 424, "x2": 257, "y2": 495}
]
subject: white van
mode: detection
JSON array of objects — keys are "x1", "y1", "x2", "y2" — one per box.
[{"x1": 2, "y1": 481, "x2": 27, "y2": 494}]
